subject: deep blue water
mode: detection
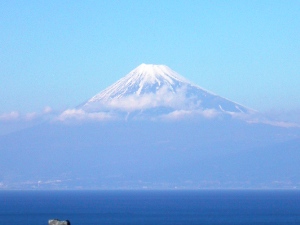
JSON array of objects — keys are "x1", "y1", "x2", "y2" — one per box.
[{"x1": 1, "y1": 190, "x2": 300, "y2": 225}]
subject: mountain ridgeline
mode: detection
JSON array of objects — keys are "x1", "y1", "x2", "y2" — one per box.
[
  {"x1": 61, "y1": 64, "x2": 254, "y2": 121},
  {"x1": 0, "y1": 64, "x2": 299, "y2": 190}
]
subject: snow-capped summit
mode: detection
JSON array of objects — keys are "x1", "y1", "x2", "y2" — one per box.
[
  {"x1": 76, "y1": 64, "x2": 255, "y2": 120},
  {"x1": 86, "y1": 64, "x2": 189, "y2": 101}
]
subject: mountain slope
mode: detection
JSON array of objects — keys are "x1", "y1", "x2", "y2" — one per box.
[{"x1": 77, "y1": 64, "x2": 254, "y2": 120}]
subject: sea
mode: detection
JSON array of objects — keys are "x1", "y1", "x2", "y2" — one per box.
[{"x1": 1, "y1": 190, "x2": 300, "y2": 225}]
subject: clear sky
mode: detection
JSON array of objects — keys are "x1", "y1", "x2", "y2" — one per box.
[{"x1": 1, "y1": 1, "x2": 299, "y2": 117}]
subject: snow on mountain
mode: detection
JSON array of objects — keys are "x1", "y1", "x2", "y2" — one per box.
[
  {"x1": 59, "y1": 64, "x2": 256, "y2": 121},
  {"x1": 87, "y1": 63, "x2": 190, "y2": 100}
]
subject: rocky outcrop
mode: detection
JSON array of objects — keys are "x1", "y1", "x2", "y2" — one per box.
[{"x1": 48, "y1": 219, "x2": 70, "y2": 225}]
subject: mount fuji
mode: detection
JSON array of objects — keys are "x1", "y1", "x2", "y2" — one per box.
[
  {"x1": 1, "y1": 64, "x2": 300, "y2": 190},
  {"x1": 60, "y1": 64, "x2": 255, "y2": 121}
]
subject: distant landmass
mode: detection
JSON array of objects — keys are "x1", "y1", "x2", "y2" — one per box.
[{"x1": 0, "y1": 64, "x2": 299, "y2": 189}]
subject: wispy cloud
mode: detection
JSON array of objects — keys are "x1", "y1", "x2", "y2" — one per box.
[
  {"x1": 0, "y1": 107, "x2": 56, "y2": 135},
  {"x1": 84, "y1": 86, "x2": 193, "y2": 112},
  {"x1": 0, "y1": 111, "x2": 20, "y2": 121},
  {"x1": 259, "y1": 120, "x2": 299, "y2": 128},
  {"x1": 25, "y1": 112, "x2": 38, "y2": 121},
  {"x1": 56, "y1": 109, "x2": 115, "y2": 122},
  {"x1": 159, "y1": 109, "x2": 219, "y2": 121},
  {"x1": 241, "y1": 108, "x2": 300, "y2": 128},
  {"x1": 0, "y1": 106, "x2": 54, "y2": 123},
  {"x1": 247, "y1": 117, "x2": 300, "y2": 128},
  {"x1": 43, "y1": 106, "x2": 53, "y2": 114},
  {"x1": 112, "y1": 86, "x2": 186, "y2": 111},
  {"x1": 263, "y1": 108, "x2": 300, "y2": 125}
]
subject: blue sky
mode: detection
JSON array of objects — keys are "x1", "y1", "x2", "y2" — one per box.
[{"x1": 0, "y1": 1, "x2": 299, "y2": 117}]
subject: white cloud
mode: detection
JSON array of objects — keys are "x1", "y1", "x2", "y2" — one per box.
[
  {"x1": 160, "y1": 109, "x2": 219, "y2": 121},
  {"x1": 0, "y1": 111, "x2": 20, "y2": 121},
  {"x1": 94, "y1": 85, "x2": 197, "y2": 112},
  {"x1": 56, "y1": 109, "x2": 114, "y2": 122},
  {"x1": 262, "y1": 120, "x2": 299, "y2": 128},
  {"x1": 0, "y1": 106, "x2": 56, "y2": 124},
  {"x1": 263, "y1": 108, "x2": 300, "y2": 125},
  {"x1": 25, "y1": 112, "x2": 38, "y2": 121},
  {"x1": 247, "y1": 119, "x2": 300, "y2": 128},
  {"x1": 243, "y1": 109, "x2": 300, "y2": 128},
  {"x1": 43, "y1": 106, "x2": 53, "y2": 114},
  {"x1": 200, "y1": 109, "x2": 220, "y2": 118}
]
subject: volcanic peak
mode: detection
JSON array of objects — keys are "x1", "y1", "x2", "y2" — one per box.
[
  {"x1": 86, "y1": 64, "x2": 190, "y2": 103},
  {"x1": 79, "y1": 63, "x2": 254, "y2": 118}
]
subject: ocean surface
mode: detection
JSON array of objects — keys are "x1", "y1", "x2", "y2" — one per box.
[{"x1": 0, "y1": 190, "x2": 300, "y2": 225}]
